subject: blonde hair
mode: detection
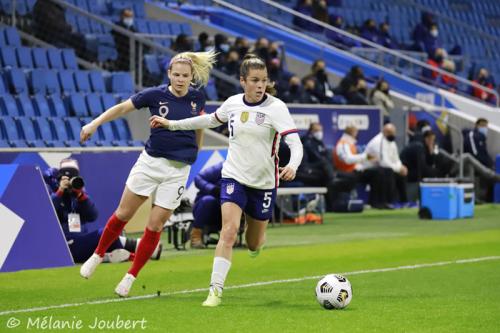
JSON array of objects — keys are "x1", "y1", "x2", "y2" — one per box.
[
  {"x1": 169, "y1": 50, "x2": 217, "y2": 87},
  {"x1": 240, "y1": 54, "x2": 276, "y2": 96}
]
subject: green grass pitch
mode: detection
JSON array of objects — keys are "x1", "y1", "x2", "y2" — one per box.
[{"x1": 1, "y1": 205, "x2": 500, "y2": 332}]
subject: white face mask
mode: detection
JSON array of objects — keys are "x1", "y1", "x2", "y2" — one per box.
[
  {"x1": 312, "y1": 131, "x2": 323, "y2": 141},
  {"x1": 430, "y1": 29, "x2": 438, "y2": 37},
  {"x1": 123, "y1": 18, "x2": 134, "y2": 27}
]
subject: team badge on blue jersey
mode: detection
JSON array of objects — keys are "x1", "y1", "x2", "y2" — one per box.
[
  {"x1": 190, "y1": 101, "x2": 197, "y2": 115},
  {"x1": 255, "y1": 112, "x2": 265, "y2": 125},
  {"x1": 240, "y1": 111, "x2": 249, "y2": 123},
  {"x1": 226, "y1": 183, "x2": 235, "y2": 194}
]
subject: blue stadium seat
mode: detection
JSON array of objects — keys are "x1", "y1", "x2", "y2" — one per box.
[
  {"x1": 112, "y1": 118, "x2": 132, "y2": 140},
  {"x1": 49, "y1": 117, "x2": 70, "y2": 142},
  {"x1": 108, "y1": 72, "x2": 134, "y2": 94},
  {"x1": 85, "y1": 93, "x2": 104, "y2": 118},
  {"x1": 0, "y1": 28, "x2": 6, "y2": 47},
  {"x1": 16, "y1": 47, "x2": 34, "y2": 69},
  {"x1": 16, "y1": 94, "x2": 36, "y2": 117},
  {"x1": 159, "y1": 21, "x2": 171, "y2": 35},
  {"x1": 100, "y1": 93, "x2": 116, "y2": 110},
  {"x1": 31, "y1": 95, "x2": 52, "y2": 117},
  {"x1": 76, "y1": 16, "x2": 91, "y2": 34},
  {"x1": 62, "y1": 49, "x2": 78, "y2": 69},
  {"x1": 169, "y1": 23, "x2": 182, "y2": 36},
  {"x1": 147, "y1": 21, "x2": 161, "y2": 35},
  {"x1": 65, "y1": 117, "x2": 83, "y2": 141},
  {"x1": 47, "y1": 49, "x2": 65, "y2": 70},
  {"x1": 89, "y1": 71, "x2": 106, "y2": 92},
  {"x1": 6, "y1": 68, "x2": 28, "y2": 94},
  {"x1": 74, "y1": 71, "x2": 92, "y2": 93},
  {"x1": 32, "y1": 48, "x2": 50, "y2": 69},
  {"x1": 67, "y1": 93, "x2": 89, "y2": 117},
  {"x1": 135, "y1": 19, "x2": 149, "y2": 33},
  {"x1": 45, "y1": 70, "x2": 60, "y2": 95},
  {"x1": 58, "y1": 70, "x2": 77, "y2": 95},
  {"x1": 47, "y1": 94, "x2": 68, "y2": 117},
  {"x1": 0, "y1": 116, "x2": 22, "y2": 140},
  {"x1": 144, "y1": 54, "x2": 161, "y2": 75},
  {"x1": 98, "y1": 122, "x2": 117, "y2": 141},
  {"x1": 32, "y1": 117, "x2": 55, "y2": 141},
  {"x1": 4, "y1": 27, "x2": 21, "y2": 47},
  {"x1": 133, "y1": 2, "x2": 146, "y2": 18},
  {"x1": 0, "y1": 94, "x2": 20, "y2": 116},
  {"x1": 16, "y1": 117, "x2": 38, "y2": 142},
  {"x1": 180, "y1": 23, "x2": 192, "y2": 36},
  {"x1": 0, "y1": 47, "x2": 18, "y2": 68},
  {"x1": 0, "y1": 77, "x2": 6, "y2": 94}
]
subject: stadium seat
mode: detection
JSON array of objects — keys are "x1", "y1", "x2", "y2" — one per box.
[
  {"x1": 31, "y1": 95, "x2": 52, "y2": 117},
  {"x1": 47, "y1": 94, "x2": 68, "y2": 117},
  {"x1": 85, "y1": 93, "x2": 104, "y2": 118},
  {"x1": 98, "y1": 122, "x2": 116, "y2": 141},
  {"x1": 0, "y1": 47, "x2": 18, "y2": 68},
  {"x1": 147, "y1": 21, "x2": 161, "y2": 35},
  {"x1": 0, "y1": 116, "x2": 22, "y2": 140},
  {"x1": 16, "y1": 94, "x2": 36, "y2": 117},
  {"x1": 32, "y1": 48, "x2": 50, "y2": 69},
  {"x1": 76, "y1": 16, "x2": 91, "y2": 34},
  {"x1": 67, "y1": 93, "x2": 89, "y2": 117},
  {"x1": 49, "y1": 117, "x2": 71, "y2": 143},
  {"x1": 74, "y1": 71, "x2": 92, "y2": 93},
  {"x1": 16, "y1": 116, "x2": 38, "y2": 141},
  {"x1": 62, "y1": 49, "x2": 78, "y2": 70},
  {"x1": 32, "y1": 117, "x2": 55, "y2": 141},
  {"x1": 89, "y1": 70, "x2": 106, "y2": 93},
  {"x1": 6, "y1": 68, "x2": 28, "y2": 94},
  {"x1": 112, "y1": 118, "x2": 132, "y2": 140},
  {"x1": 65, "y1": 117, "x2": 83, "y2": 141},
  {"x1": 144, "y1": 54, "x2": 161, "y2": 76},
  {"x1": 0, "y1": 77, "x2": 6, "y2": 94},
  {"x1": 108, "y1": 72, "x2": 134, "y2": 94},
  {"x1": 159, "y1": 21, "x2": 171, "y2": 35},
  {"x1": 0, "y1": 28, "x2": 6, "y2": 47},
  {"x1": 3, "y1": 27, "x2": 21, "y2": 47},
  {"x1": 16, "y1": 47, "x2": 34, "y2": 69},
  {"x1": 47, "y1": 49, "x2": 65, "y2": 70},
  {"x1": 135, "y1": 19, "x2": 149, "y2": 33},
  {"x1": 180, "y1": 23, "x2": 192, "y2": 36},
  {"x1": 0, "y1": 94, "x2": 20, "y2": 116},
  {"x1": 100, "y1": 93, "x2": 116, "y2": 110},
  {"x1": 58, "y1": 70, "x2": 77, "y2": 95},
  {"x1": 169, "y1": 23, "x2": 182, "y2": 36},
  {"x1": 45, "y1": 70, "x2": 60, "y2": 95}
]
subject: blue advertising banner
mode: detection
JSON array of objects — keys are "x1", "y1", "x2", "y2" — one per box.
[
  {"x1": 205, "y1": 104, "x2": 382, "y2": 147},
  {"x1": 0, "y1": 165, "x2": 73, "y2": 272}
]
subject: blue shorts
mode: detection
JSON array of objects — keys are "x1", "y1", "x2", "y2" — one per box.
[{"x1": 220, "y1": 178, "x2": 276, "y2": 220}]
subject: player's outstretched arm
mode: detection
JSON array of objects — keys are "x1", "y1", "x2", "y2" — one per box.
[
  {"x1": 150, "y1": 113, "x2": 222, "y2": 131},
  {"x1": 80, "y1": 99, "x2": 136, "y2": 143}
]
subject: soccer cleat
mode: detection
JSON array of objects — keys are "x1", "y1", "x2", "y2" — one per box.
[
  {"x1": 248, "y1": 245, "x2": 264, "y2": 259},
  {"x1": 104, "y1": 249, "x2": 131, "y2": 263},
  {"x1": 80, "y1": 253, "x2": 103, "y2": 279},
  {"x1": 202, "y1": 287, "x2": 222, "y2": 307},
  {"x1": 115, "y1": 273, "x2": 136, "y2": 297},
  {"x1": 151, "y1": 242, "x2": 163, "y2": 260}
]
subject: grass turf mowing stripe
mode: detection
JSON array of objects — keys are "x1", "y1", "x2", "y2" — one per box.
[{"x1": 1, "y1": 255, "x2": 498, "y2": 316}]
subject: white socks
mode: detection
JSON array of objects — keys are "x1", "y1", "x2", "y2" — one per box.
[{"x1": 210, "y1": 257, "x2": 232, "y2": 294}]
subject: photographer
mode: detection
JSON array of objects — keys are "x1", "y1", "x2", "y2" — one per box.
[{"x1": 44, "y1": 159, "x2": 162, "y2": 263}]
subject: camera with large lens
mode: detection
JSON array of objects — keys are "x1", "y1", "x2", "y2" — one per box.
[{"x1": 70, "y1": 176, "x2": 84, "y2": 190}]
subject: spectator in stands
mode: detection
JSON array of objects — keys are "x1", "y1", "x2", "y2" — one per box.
[
  {"x1": 312, "y1": 0, "x2": 329, "y2": 27},
  {"x1": 112, "y1": 8, "x2": 138, "y2": 71},
  {"x1": 33, "y1": 0, "x2": 85, "y2": 58},
  {"x1": 411, "y1": 11, "x2": 435, "y2": 52},
  {"x1": 197, "y1": 32, "x2": 213, "y2": 52},
  {"x1": 172, "y1": 33, "x2": 194, "y2": 53},
  {"x1": 234, "y1": 37, "x2": 250, "y2": 59},
  {"x1": 422, "y1": 48, "x2": 446, "y2": 83},
  {"x1": 400, "y1": 130, "x2": 439, "y2": 183},
  {"x1": 363, "y1": 123, "x2": 409, "y2": 206},
  {"x1": 268, "y1": 57, "x2": 289, "y2": 94},
  {"x1": 44, "y1": 159, "x2": 162, "y2": 263},
  {"x1": 306, "y1": 59, "x2": 335, "y2": 103},
  {"x1": 439, "y1": 59, "x2": 458, "y2": 92},
  {"x1": 370, "y1": 79, "x2": 394, "y2": 122},
  {"x1": 293, "y1": 0, "x2": 315, "y2": 31},
  {"x1": 191, "y1": 162, "x2": 224, "y2": 249},
  {"x1": 281, "y1": 76, "x2": 305, "y2": 103},
  {"x1": 348, "y1": 79, "x2": 369, "y2": 105},
  {"x1": 326, "y1": 15, "x2": 361, "y2": 49},
  {"x1": 360, "y1": 19, "x2": 379, "y2": 44},
  {"x1": 253, "y1": 37, "x2": 271, "y2": 63},
  {"x1": 464, "y1": 118, "x2": 493, "y2": 169},
  {"x1": 302, "y1": 77, "x2": 321, "y2": 103},
  {"x1": 377, "y1": 22, "x2": 399, "y2": 49},
  {"x1": 335, "y1": 65, "x2": 365, "y2": 102},
  {"x1": 214, "y1": 34, "x2": 230, "y2": 68},
  {"x1": 470, "y1": 68, "x2": 497, "y2": 104},
  {"x1": 222, "y1": 50, "x2": 241, "y2": 77}
]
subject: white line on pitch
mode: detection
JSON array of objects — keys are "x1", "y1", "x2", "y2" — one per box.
[{"x1": 1, "y1": 255, "x2": 499, "y2": 316}]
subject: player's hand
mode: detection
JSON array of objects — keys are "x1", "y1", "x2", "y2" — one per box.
[
  {"x1": 80, "y1": 122, "x2": 97, "y2": 143},
  {"x1": 150, "y1": 115, "x2": 169, "y2": 129},
  {"x1": 399, "y1": 165, "x2": 408, "y2": 177},
  {"x1": 279, "y1": 166, "x2": 296, "y2": 181}
]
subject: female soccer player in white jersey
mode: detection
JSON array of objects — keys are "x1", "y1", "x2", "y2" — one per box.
[
  {"x1": 78, "y1": 51, "x2": 216, "y2": 297},
  {"x1": 150, "y1": 54, "x2": 303, "y2": 307}
]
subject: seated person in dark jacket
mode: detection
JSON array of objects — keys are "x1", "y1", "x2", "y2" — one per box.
[
  {"x1": 400, "y1": 130, "x2": 439, "y2": 183},
  {"x1": 191, "y1": 162, "x2": 224, "y2": 249},
  {"x1": 44, "y1": 159, "x2": 162, "y2": 263},
  {"x1": 464, "y1": 118, "x2": 493, "y2": 169}
]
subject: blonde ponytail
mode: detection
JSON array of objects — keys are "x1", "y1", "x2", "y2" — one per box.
[{"x1": 169, "y1": 50, "x2": 217, "y2": 87}]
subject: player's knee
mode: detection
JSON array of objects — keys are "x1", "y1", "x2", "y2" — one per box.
[
  {"x1": 220, "y1": 225, "x2": 238, "y2": 246},
  {"x1": 115, "y1": 208, "x2": 132, "y2": 222}
]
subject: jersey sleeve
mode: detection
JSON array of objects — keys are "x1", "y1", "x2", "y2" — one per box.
[
  {"x1": 270, "y1": 101, "x2": 298, "y2": 136},
  {"x1": 212, "y1": 98, "x2": 230, "y2": 123},
  {"x1": 130, "y1": 87, "x2": 155, "y2": 110}
]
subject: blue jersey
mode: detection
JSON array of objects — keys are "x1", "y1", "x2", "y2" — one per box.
[{"x1": 131, "y1": 85, "x2": 205, "y2": 164}]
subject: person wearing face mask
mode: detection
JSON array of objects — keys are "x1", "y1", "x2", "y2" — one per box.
[
  {"x1": 363, "y1": 123, "x2": 409, "y2": 207},
  {"x1": 464, "y1": 118, "x2": 493, "y2": 169},
  {"x1": 422, "y1": 48, "x2": 446, "y2": 83},
  {"x1": 307, "y1": 59, "x2": 335, "y2": 103},
  {"x1": 360, "y1": 19, "x2": 379, "y2": 44},
  {"x1": 234, "y1": 37, "x2": 250, "y2": 59},
  {"x1": 370, "y1": 79, "x2": 394, "y2": 122},
  {"x1": 471, "y1": 69, "x2": 497, "y2": 104},
  {"x1": 377, "y1": 22, "x2": 398, "y2": 49},
  {"x1": 281, "y1": 76, "x2": 305, "y2": 103},
  {"x1": 301, "y1": 77, "x2": 321, "y2": 104},
  {"x1": 113, "y1": 8, "x2": 137, "y2": 71},
  {"x1": 214, "y1": 34, "x2": 230, "y2": 68}
]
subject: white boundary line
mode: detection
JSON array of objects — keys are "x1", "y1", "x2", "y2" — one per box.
[{"x1": 1, "y1": 256, "x2": 499, "y2": 316}]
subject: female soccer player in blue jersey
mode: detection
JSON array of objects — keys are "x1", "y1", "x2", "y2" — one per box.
[
  {"x1": 79, "y1": 51, "x2": 216, "y2": 297},
  {"x1": 151, "y1": 54, "x2": 303, "y2": 307}
]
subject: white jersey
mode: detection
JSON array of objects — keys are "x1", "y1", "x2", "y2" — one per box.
[{"x1": 214, "y1": 93, "x2": 298, "y2": 189}]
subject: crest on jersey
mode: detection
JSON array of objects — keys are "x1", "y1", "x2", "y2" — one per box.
[
  {"x1": 226, "y1": 183, "x2": 235, "y2": 195},
  {"x1": 240, "y1": 111, "x2": 249, "y2": 123},
  {"x1": 255, "y1": 112, "x2": 265, "y2": 125},
  {"x1": 191, "y1": 101, "x2": 197, "y2": 115}
]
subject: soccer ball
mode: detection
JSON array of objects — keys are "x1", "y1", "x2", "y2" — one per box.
[{"x1": 315, "y1": 274, "x2": 352, "y2": 310}]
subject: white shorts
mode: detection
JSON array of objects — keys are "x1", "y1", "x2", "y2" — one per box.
[{"x1": 126, "y1": 151, "x2": 190, "y2": 210}]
